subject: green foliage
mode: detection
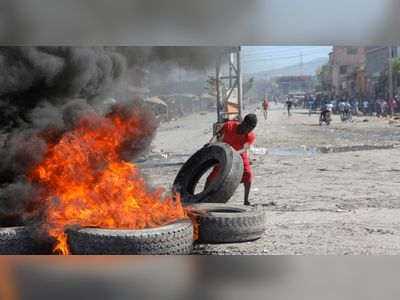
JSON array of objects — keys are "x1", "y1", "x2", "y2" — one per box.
[
  {"x1": 316, "y1": 63, "x2": 332, "y2": 92},
  {"x1": 206, "y1": 76, "x2": 218, "y2": 97},
  {"x1": 243, "y1": 77, "x2": 254, "y2": 95},
  {"x1": 377, "y1": 57, "x2": 400, "y2": 96}
]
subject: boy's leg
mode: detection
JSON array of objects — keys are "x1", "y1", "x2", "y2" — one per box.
[
  {"x1": 242, "y1": 159, "x2": 252, "y2": 205},
  {"x1": 244, "y1": 182, "x2": 251, "y2": 205}
]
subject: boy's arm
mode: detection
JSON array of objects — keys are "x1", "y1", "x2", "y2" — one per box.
[
  {"x1": 237, "y1": 133, "x2": 255, "y2": 155},
  {"x1": 209, "y1": 129, "x2": 224, "y2": 143},
  {"x1": 237, "y1": 144, "x2": 250, "y2": 155}
]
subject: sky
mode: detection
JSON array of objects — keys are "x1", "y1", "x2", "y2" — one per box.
[{"x1": 242, "y1": 46, "x2": 332, "y2": 75}]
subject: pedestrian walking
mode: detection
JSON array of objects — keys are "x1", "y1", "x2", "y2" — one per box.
[
  {"x1": 353, "y1": 98, "x2": 359, "y2": 115},
  {"x1": 284, "y1": 99, "x2": 293, "y2": 117},
  {"x1": 378, "y1": 99, "x2": 387, "y2": 117},
  {"x1": 388, "y1": 98, "x2": 398, "y2": 117},
  {"x1": 307, "y1": 98, "x2": 314, "y2": 116},
  {"x1": 363, "y1": 99, "x2": 369, "y2": 115},
  {"x1": 262, "y1": 99, "x2": 269, "y2": 120}
]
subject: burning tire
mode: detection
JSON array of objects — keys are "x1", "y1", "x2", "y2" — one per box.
[
  {"x1": 0, "y1": 226, "x2": 39, "y2": 254},
  {"x1": 186, "y1": 204, "x2": 266, "y2": 243},
  {"x1": 67, "y1": 219, "x2": 193, "y2": 255},
  {"x1": 173, "y1": 143, "x2": 244, "y2": 204}
]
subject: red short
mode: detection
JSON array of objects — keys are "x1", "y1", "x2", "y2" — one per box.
[{"x1": 206, "y1": 156, "x2": 252, "y2": 184}]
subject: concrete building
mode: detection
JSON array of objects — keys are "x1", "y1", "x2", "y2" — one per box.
[
  {"x1": 329, "y1": 46, "x2": 366, "y2": 97},
  {"x1": 365, "y1": 46, "x2": 400, "y2": 98},
  {"x1": 341, "y1": 66, "x2": 368, "y2": 99}
]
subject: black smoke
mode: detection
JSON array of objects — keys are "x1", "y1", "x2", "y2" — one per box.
[
  {"x1": 0, "y1": 46, "x2": 126, "y2": 225},
  {"x1": 0, "y1": 46, "x2": 218, "y2": 227},
  {"x1": 0, "y1": 47, "x2": 126, "y2": 131},
  {"x1": 117, "y1": 46, "x2": 217, "y2": 71}
]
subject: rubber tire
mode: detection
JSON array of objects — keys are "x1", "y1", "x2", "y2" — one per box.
[
  {"x1": 67, "y1": 219, "x2": 193, "y2": 255},
  {"x1": 173, "y1": 142, "x2": 244, "y2": 204},
  {"x1": 186, "y1": 203, "x2": 266, "y2": 243},
  {"x1": 326, "y1": 112, "x2": 331, "y2": 125},
  {"x1": 0, "y1": 226, "x2": 39, "y2": 254}
]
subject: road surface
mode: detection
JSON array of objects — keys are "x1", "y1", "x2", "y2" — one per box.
[{"x1": 141, "y1": 103, "x2": 400, "y2": 254}]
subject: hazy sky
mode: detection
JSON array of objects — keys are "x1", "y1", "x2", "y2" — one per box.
[{"x1": 242, "y1": 46, "x2": 332, "y2": 74}]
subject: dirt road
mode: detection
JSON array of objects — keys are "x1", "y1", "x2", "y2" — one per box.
[{"x1": 141, "y1": 104, "x2": 400, "y2": 254}]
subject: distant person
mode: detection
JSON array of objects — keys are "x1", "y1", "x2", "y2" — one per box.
[
  {"x1": 262, "y1": 99, "x2": 270, "y2": 120},
  {"x1": 205, "y1": 114, "x2": 257, "y2": 206},
  {"x1": 338, "y1": 100, "x2": 346, "y2": 118},
  {"x1": 353, "y1": 99, "x2": 359, "y2": 115},
  {"x1": 307, "y1": 98, "x2": 314, "y2": 116},
  {"x1": 388, "y1": 98, "x2": 398, "y2": 117},
  {"x1": 363, "y1": 100, "x2": 369, "y2": 115},
  {"x1": 284, "y1": 99, "x2": 293, "y2": 117},
  {"x1": 344, "y1": 101, "x2": 352, "y2": 119},
  {"x1": 320, "y1": 102, "x2": 333, "y2": 121},
  {"x1": 331, "y1": 98, "x2": 337, "y2": 113},
  {"x1": 378, "y1": 99, "x2": 387, "y2": 117}
]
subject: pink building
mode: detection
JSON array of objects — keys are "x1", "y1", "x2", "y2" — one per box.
[{"x1": 329, "y1": 46, "x2": 366, "y2": 97}]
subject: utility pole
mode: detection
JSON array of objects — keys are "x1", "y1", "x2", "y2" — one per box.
[
  {"x1": 216, "y1": 55, "x2": 221, "y2": 123},
  {"x1": 388, "y1": 46, "x2": 394, "y2": 99},
  {"x1": 214, "y1": 47, "x2": 242, "y2": 128},
  {"x1": 299, "y1": 52, "x2": 303, "y2": 76},
  {"x1": 237, "y1": 50, "x2": 243, "y2": 121},
  {"x1": 264, "y1": 72, "x2": 267, "y2": 100}
]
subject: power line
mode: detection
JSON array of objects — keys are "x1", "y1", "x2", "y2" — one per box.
[
  {"x1": 242, "y1": 46, "x2": 332, "y2": 58},
  {"x1": 243, "y1": 47, "x2": 331, "y2": 57},
  {"x1": 243, "y1": 50, "x2": 329, "y2": 63},
  {"x1": 243, "y1": 46, "x2": 328, "y2": 56}
]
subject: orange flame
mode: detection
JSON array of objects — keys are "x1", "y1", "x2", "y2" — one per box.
[{"x1": 29, "y1": 109, "x2": 193, "y2": 255}]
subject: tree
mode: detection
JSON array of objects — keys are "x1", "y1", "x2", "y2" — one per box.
[
  {"x1": 316, "y1": 63, "x2": 332, "y2": 93},
  {"x1": 377, "y1": 57, "x2": 400, "y2": 97},
  {"x1": 243, "y1": 77, "x2": 254, "y2": 96}
]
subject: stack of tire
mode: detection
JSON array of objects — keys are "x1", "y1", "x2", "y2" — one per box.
[
  {"x1": 173, "y1": 142, "x2": 267, "y2": 244},
  {"x1": 0, "y1": 221, "x2": 194, "y2": 255},
  {"x1": 1, "y1": 143, "x2": 265, "y2": 255},
  {"x1": 67, "y1": 143, "x2": 266, "y2": 254}
]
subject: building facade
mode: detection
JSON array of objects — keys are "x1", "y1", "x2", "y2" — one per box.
[
  {"x1": 329, "y1": 46, "x2": 366, "y2": 97},
  {"x1": 365, "y1": 46, "x2": 399, "y2": 98}
]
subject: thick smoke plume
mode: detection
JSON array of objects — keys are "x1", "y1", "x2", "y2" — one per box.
[
  {"x1": 117, "y1": 46, "x2": 217, "y2": 71},
  {"x1": 0, "y1": 47, "x2": 127, "y2": 225},
  {"x1": 0, "y1": 47, "x2": 126, "y2": 131},
  {"x1": 0, "y1": 46, "x2": 217, "y2": 228}
]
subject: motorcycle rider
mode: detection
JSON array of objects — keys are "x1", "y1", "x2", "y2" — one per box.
[
  {"x1": 320, "y1": 102, "x2": 333, "y2": 121},
  {"x1": 338, "y1": 99, "x2": 346, "y2": 119},
  {"x1": 344, "y1": 101, "x2": 352, "y2": 120}
]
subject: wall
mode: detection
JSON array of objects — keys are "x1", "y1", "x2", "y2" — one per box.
[{"x1": 330, "y1": 46, "x2": 366, "y2": 96}]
